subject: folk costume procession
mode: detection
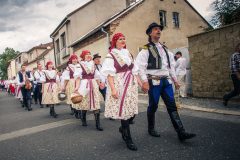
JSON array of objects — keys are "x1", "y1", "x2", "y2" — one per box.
[{"x1": 2, "y1": 22, "x2": 197, "y2": 151}]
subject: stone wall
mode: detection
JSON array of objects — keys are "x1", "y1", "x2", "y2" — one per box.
[{"x1": 189, "y1": 22, "x2": 240, "y2": 98}]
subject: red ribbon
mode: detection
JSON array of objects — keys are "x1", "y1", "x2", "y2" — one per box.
[
  {"x1": 86, "y1": 79, "x2": 95, "y2": 109},
  {"x1": 47, "y1": 82, "x2": 54, "y2": 92},
  {"x1": 119, "y1": 71, "x2": 133, "y2": 117}
]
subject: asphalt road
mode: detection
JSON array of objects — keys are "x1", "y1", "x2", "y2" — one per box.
[{"x1": 0, "y1": 91, "x2": 240, "y2": 160}]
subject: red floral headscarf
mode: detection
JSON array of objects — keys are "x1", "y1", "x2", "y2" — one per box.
[
  {"x1": 80, "y1": 50, "x2": 91, "y2": 61},
  {"x1": 110, "y1": 33, "x2": 126, "y2": 51},
  {"x1": 68, "y1": 54, "x2": 78, "y2": 64},
  {"x1": 45, "y1": 61, "x2": 53, "y2": 70}
]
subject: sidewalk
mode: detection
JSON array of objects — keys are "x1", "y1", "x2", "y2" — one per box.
[{"x1": 138, "y1": 94, "x2": 240, "y2": 116}]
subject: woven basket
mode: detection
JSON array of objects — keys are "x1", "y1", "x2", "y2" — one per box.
[{"x1": 71, "y1": 93, "x2": 83, "y2": 104}]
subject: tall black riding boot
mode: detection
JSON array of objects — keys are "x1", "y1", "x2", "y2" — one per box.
[
  {"x1": 51, "y1": 105, "x2": 58, "y2": 118},
  {"x1": 147, "y1": 112, "x2": 160, "y2": 137},
  {"x1": 81, "y1": 110, "x2": 87, "y2": 126},
  {"x1": 169, "y1": 111, "x2": 196, "y2": 141},
  {"x1": 120, "y1": 120, "x2": 137, "y2": 151},
  {"x1": 27, "y1": 99, "x2": 32, "y2": 111},
  {"x1": 94, "y1": 112, "x2": 103, "y2": 131}
]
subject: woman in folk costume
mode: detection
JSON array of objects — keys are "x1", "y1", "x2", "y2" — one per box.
[
  {"x1": 42, "y1": 61, "x2": 59, "y2": 118},
  {"x1": 101, "y1": 33, "x2": 142, "y2": 151},
  {"x1": 15, "y1": 77, "x2": 23, "y2": 105},
  {"x1": 73, "y1": 50, "x2": 104, "y2": 131},
  {"x1": 62, "y1": 54, "x2": 81, "y2": 117}
]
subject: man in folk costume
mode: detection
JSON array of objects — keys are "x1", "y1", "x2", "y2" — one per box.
[
  {"x1": 101, "y1": 33, "x2": 143, "y2": 151},
  {"x1": 62, "y1": 54, "x2": 81, "y2": 117},
  {"x1": 42, "y1": 61, "x2": 59, "y2": 118},
  {"x1": 74, "y1": 50, "x2": 104, "y2": 131},
  {"x1": 33, "y1": 63, "x2": 45, "y2": 108},
  {"x1": 16, "y1": 64, "x2": 34, "y2": 111},
  {"x1": 175, "y1": 51, "x2": 188, "y2": 97},
  {"x1": 93, "y1": 53, "x2": 106, "y2": 100},
  {"x1": 136, "y1": 23, "x2": 196, "y2": 141},
  {"x1": 56, "y1": 71, "x2": 63, "y2": 92}
]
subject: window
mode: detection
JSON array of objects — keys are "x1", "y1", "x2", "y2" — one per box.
[
  {"x1": 18, "y1": 57, "x2": 21, "y2": 63},
  {"x1": 173, "y1": 12, "x2": 180, "y2": 28},
  {"x1": 60, "y1": 33, "x2": 66, "y2": 49},
  {"x1": 55, "y1": 39, "x2": 60, "y2": 53},
  {"x1": 159, "y1": 10, "x2": 167, "y2": 27}
]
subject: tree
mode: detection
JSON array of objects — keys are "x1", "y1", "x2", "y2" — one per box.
[
  {"x1": 0, "y1": 48, "x2": 19, "y2": 79},
  {"x1": 211, "y1": 0, "x2": 240, "y2": 27}
]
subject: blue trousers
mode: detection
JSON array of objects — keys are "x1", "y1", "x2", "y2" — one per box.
[
  {"x1": 147, "y1": 78, "x2": 184, "y2": 131},
  {"x1": 34, "y1": 84, "x2": 42, "y2": 105},
  {"x1": 99, "y1": 87, "x2": 107, "y2": 101},
  {"x1": 21, "y1": 87, "x2": 32, "y2": 107}
]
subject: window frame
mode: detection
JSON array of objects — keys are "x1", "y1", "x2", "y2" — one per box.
[
  {"x1": 172, "y1": 12, "x2": 180, "y2": 28},
  {"x1": 60, "y1": 32, "x2": 66, "y2": 49},
  {"x1": 159, "y1": 10, "x2": 167, "y2": 27}
]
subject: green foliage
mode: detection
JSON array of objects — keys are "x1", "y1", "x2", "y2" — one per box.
[
  {"x1": 211, "y1": 0, "x2": 240, "y2": 27},
  {"x1": 0, "y1": 48, "x2": 19, "y2": 79}
]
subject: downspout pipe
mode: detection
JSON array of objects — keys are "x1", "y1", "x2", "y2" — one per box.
[
  {"x1": 101, "y1": 28, "x2": 110, "y2": 50},
  {"x1": 51, "y1": 38, "x2": 57, "y2": 70}
]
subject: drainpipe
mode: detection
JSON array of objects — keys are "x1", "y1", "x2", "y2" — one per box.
[
  {"x1": 51, "y1": 38, "x2": 57, "y2": 69},
  {"x1": 101, "y1": 28, "x2": 110, "y2": 50}
]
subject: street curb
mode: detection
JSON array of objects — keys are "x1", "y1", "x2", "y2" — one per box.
[
  {"x1": 180, "y1": 105, "x2": 240, "y2": 116},
  {"x1": 138, "y1": 99, "x2": 240, "y2": 116}
]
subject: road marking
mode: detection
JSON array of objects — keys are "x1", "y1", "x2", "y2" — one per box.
[{"x1": 0, "y1": 119, "x2": 78, "y2": 142}]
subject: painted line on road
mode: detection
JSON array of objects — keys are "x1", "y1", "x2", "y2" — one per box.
[{"x1": 0, "y1": 119, "x2": 78, "y2": 142}]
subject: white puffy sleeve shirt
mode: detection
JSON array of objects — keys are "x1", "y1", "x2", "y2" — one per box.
[{"x1": 101, "y1": 48, "x2": 139, "y2": 77}]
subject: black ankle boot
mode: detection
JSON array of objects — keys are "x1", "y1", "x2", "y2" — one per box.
[
  {"x1": 51, "y1": 105, "x2": 58, "y2": 118},
  {"x1": 81, "y1": 111, "x2": 87, "y2": 126},
  {"x1": 70, "y1": 105, "x2": 74, "y2": 115},
  {"x1": 223, "y1": 96, "x2": 228, "y2": 106},
  {"x1": 49, "y1": 106, "x2": 53, "y2": 116},
  {"x1": 27, "y1": 100, "x2": 32, "y2": 111},
  {"x1": 147, "y1": 113, "x2": 160, "y2": 137},
  {"x1": 120, "y1": 120, "x2": 137, "y2": 151},
  {"x1": 75, "y1": 110, "x2": 81, "y2": 119},
  {"x1": 129, "y1": 115, "x2": 135, "y2": 124},
  {"x1": 94, "y1": 112, "x2": 103, "y2": 131},
  {"x1": 178, "y1": 130, "x2": 196, "y2": 141}
]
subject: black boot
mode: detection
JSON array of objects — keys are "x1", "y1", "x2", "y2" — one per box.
[
  {"x1": 70, "y1": 105, "x2": 74, "y2": 115},
  {"x1": 51, "y1": 105, "x2": 58, "y2": 118},
  {"x1": 177, "y1": 130, "x2": 196, "y2": 141},
  {"x1": 168, "y1": 111, "x2": 196, "y2": 141},
  {"x1": 129, "y1": 115, "x2": 135, "y2": 124},
  {"x1": 94, "y1": 112, "x2": 103, "y2": 131},
  {"x1": 120, "y1": 120, "x2": 137, "y2": 151},
  {"x1": 49, "y1": 106, "x2": 53, "y2": 116},
  {"x1": 119, "y1": 126, "x2": 127, "y2": 141},
  {"x1": 147, "y1": 112, "x2": 160, "y2": 137},
  {"x1": 75, "y1": 110, "x2": 81, "y2": 119},
  {"x1": 27, "y1": 100, "x2": 32, "y2": 111},
  {"x1": 81, "y1": 111, "x2": 87, "y2": 126},
  {"x1": 20, "y1": 100, "x2": 24, "y2": 108},
  {"x1": 223, "y1": 96, "x2": 228, "y2": 106}
]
